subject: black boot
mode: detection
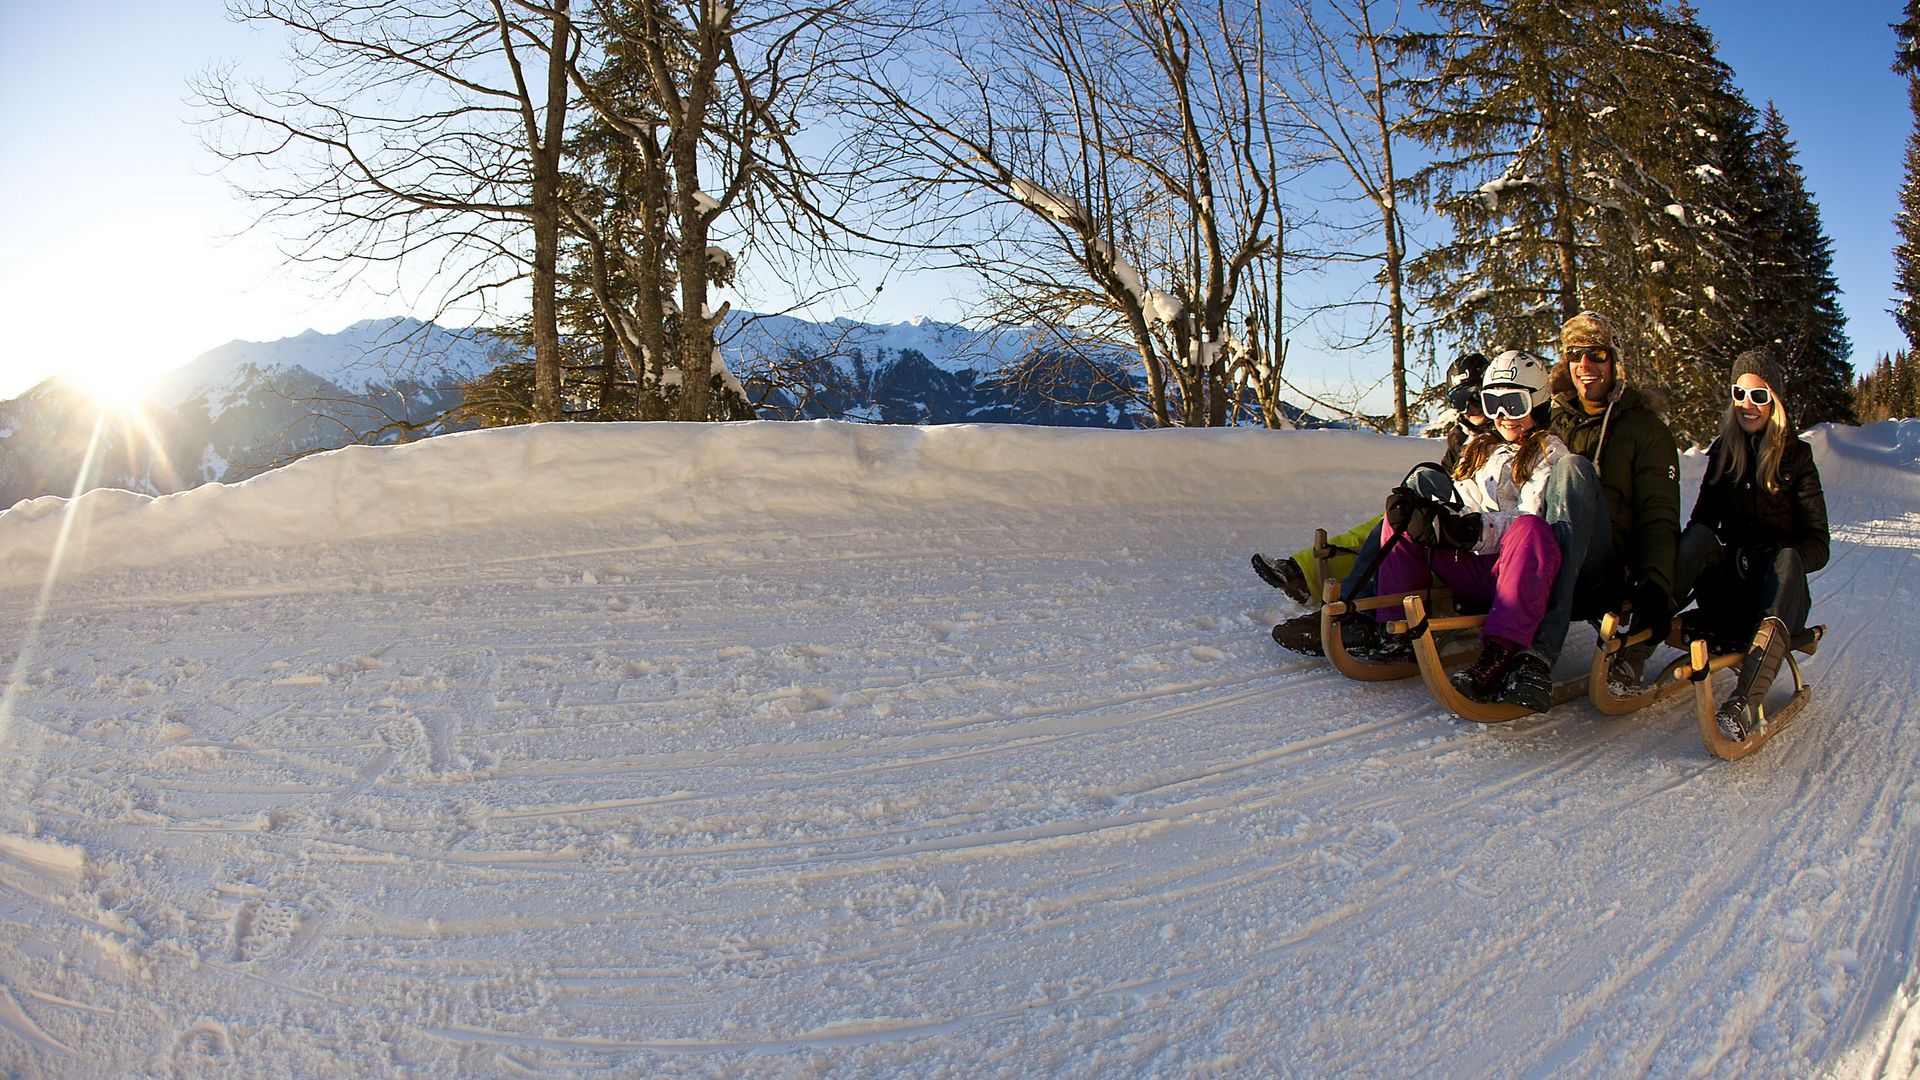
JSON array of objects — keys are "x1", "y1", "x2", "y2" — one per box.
[
  {"x1": 1450, "y1": 637, "x2": 1523, "y2": 701},
  {"x1": 1252, "y1": 553, "x2": 1314, "y2": 606},
  {"x1": 1718, "y1": 617, "x2": 1789, "y2": 740},
  {"x1": 1271, "y1": 610, "x2": 1325, "y2": 656},
  {"x1": 1350, "y1": 624, "x2": 1414, "y2": 664},
  {"x1": 1495, "y1": 651, "x2": 1554, "y2": 713}
]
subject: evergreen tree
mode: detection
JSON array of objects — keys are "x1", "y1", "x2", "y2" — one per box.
[
  {"x1": 1740, "y1": 104, "x2": 1856, "y2": 428},
  {"x1": 1397, "y1": 0, "x2": 1755, "y2": 439},
  {"x1": 1893, "y1": 2, "x2": 1920, "y2": 351}
]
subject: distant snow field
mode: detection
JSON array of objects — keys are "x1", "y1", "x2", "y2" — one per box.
[{"x1": 1, "y1": 419, "x2": 1917, "y2": 1077}]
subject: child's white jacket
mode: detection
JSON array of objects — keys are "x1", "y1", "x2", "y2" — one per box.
[{"x1": 1451, "y1": 434, "x2": 1571, "y2": 555}]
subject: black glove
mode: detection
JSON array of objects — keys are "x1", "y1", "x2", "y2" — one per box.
[
  {"x1": 1384, "y1": 488, "x2": 1420, "y2": 532},
  {"x1": 1627, "y1": 581, "x2": 1673, "y2": 642},
  {"x1": 1409, "y1": 502, "x2": 1482, "y2": 550}
]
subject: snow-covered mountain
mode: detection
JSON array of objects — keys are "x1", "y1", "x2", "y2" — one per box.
[
  {"x1": 0, "y1": 418, "x2": 1915, "y2": 1076},
  {"x1": 1, "y1": 313, "x2": 1246, "y2": 508},
  {"x1": 0, "y1": 317, "x2": 516, "y2": 507}
]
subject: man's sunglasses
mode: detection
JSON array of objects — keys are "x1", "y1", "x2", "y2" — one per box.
[
  {"x1": 1566, "y1": 347, "x2": 1613, "y2": 365},
  {"x1": 1731, "y1": 385, "x2": 1772, "y2": 406},
  {"x1": 1480, "y1": 387, "x2": 1535, "y2": 420}
]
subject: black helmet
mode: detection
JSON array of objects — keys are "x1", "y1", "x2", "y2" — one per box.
[{"x1": 1445, "y1": 351, "x2": 1491, "y2": 414}]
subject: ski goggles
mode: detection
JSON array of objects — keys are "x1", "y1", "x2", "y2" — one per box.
[
  {"x1": 1479, "y1": 387, "x2": 1536, "y2": 420},
  {"x1": 1730, "y1": 385, "x2": 1773, "y2": 406},
  {"x1": 1447, "y1": 381, "x2": 1482, "y2": 413}
]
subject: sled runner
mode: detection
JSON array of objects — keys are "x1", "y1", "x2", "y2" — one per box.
[
  {"x1": 1396, "y1": 594, "x2": 1589, "y2": 723},
  {"x1": 1587, "y1": 613, "x2": 1696, "y2": 716},
  {"x1": 1686, "y1": 625, "x2": 1825, "y2": 761}
]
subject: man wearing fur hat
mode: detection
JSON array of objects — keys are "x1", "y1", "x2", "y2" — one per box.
[{"x1": 1529, "y1": 310, "x2": 1683, "y2": 695}]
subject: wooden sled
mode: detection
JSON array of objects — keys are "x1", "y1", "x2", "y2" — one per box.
[
  {"x1": 1587, "y1": 613, "x2": 1695, "y2": 716},
  {"x1": 1687, "y1": 625, "x2": 1825, "y2": 761},
  {"x1": 1397, "y1": 594, "x2": 1589, "y2": 723},
  {"x1": 1320, "y1": 579, "x2": 1476, "y2": 682}
]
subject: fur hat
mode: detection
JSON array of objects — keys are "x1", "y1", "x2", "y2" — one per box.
[
  {"x1": 1549, "y1": 309, "x2": 1630, "y2": 405},
  {"x1": 1560, "y1": 310, "x2": 1621, "y2": 360},
  {"x1": 1731, "y1": 345, "x2": 1787, "y2": 396}
]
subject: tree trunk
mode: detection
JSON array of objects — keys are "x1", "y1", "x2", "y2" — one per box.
[{"x1": 529, "y1": 0, "x2": 573, "y2": 423}]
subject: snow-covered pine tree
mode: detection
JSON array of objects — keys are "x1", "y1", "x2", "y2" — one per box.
[
  {"x1": 1738, "y1": 104, "x2": 1856, "y2": 428},
  {"x1": 1893, "y1": 1, "x2": 1920, "y2": 352},
  {"x1": 1396, "y1": 0, "x2": 1758, "y2": 440}
]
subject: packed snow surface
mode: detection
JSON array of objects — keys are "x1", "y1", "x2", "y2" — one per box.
[{"x1": 1, "y1": 418, "x2": 1917, "y2": 1077}]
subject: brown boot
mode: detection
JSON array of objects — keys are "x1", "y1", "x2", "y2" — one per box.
[{"x1": 1449, "y1": 637, "x2": 1524, "y2": 701}]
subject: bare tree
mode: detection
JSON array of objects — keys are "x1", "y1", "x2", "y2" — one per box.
[
  {"x1": 195, "y1": 0, "x2": 577, "y2": 420},
  {"x1": 853, "y1": 0, "x2": 1306, "y2": 428},
  {"x1": 1271, "y1": 0, "x2": 1418, "y2": 432},
  {"x1": 557, "y1": 0, "x2": 923, "y2": 421}
]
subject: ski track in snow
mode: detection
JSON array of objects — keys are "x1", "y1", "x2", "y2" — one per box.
[{"x1": 0, "y1": 420, "x2": 1916, "y2": 1077}]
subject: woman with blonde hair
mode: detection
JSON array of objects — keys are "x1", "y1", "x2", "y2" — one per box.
[{"x1": 1671, "y1": 346, "x2": 1829, "y2": 741}]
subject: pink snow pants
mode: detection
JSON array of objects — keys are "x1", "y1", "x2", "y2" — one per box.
[{"x1": 1372, "y1": 514, "x2": 1563, "y2": 649}]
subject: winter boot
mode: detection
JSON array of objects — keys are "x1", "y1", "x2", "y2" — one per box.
[
  {"x1": 1270, "y1": 610, "x2": 1325, "y2": 656},
  {"x1": 1351, "y1": 625, "x2": 1414, "y2": 664},
  {"x1": 1605, "y1": 649, "x2": 1648, "y2": 698},
  {"x1": 1495, "y1": 650, "x2": 1554, "y2": 713},
  {"x1": 1718, "y1": 617, "x2": 1789, "y2": 741},
  {"x1": 1252, "y1": 553, "x2": 1314, "y2": 606},
  {"x1": 1449, "y1": 636, "x2": 1524, "y2": 702}
]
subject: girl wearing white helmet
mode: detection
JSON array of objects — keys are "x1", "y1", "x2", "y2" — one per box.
[{"x1": 1368, "y1": 349, "x2": 1571, "y2": 712}]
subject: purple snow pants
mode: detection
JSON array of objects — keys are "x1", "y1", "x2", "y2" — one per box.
[{"x1": 1373, "y1": 514, "x2": 1562, "y2": 649}]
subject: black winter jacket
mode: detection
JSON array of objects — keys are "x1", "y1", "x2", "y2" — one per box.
[
  {"x1": 1688, "y1": 431, "x2": 1829, "y2": 573},
  {"x1": 1548, "y1": 386, "x2": 1683, "y2": 599}
]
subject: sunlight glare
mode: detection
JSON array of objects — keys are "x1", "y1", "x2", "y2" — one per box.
[{"x1": 61, "y1": 358, "x2": 160, "y2": 412}]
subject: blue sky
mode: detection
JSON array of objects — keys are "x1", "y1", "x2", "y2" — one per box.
[{"x1": 0, "y1": 1, "x2": 1909, "y2": 403}]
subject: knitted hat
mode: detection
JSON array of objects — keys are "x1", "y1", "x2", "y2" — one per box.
[
  {"x1": 1731, "y1": 345, "x2": 1787, "y2": 396},
  {"x1": 1560, "y1": 311, "x2": 1620, "y2": 359}
]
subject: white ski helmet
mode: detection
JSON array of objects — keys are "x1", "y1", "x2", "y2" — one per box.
[{"x1": 1480, "y1": 349, "x2": 1552, "y2": 423}]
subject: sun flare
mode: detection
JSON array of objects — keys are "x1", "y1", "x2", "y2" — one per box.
[{"x1": 60, "y1": 360, "x2": 159, "y2": 413}]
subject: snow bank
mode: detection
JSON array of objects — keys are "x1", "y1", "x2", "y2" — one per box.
[{"x1": 0, "y1": 421, "x2": 1431, "y2": 588}]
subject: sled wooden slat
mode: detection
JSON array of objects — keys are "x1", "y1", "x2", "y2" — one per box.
[
  {"x1": 1322, "y1": 578, "x2": 1422, "y2": 682},
  {"x1": 1321, "y1": 580, "x2": 1473, "y2": 682}
]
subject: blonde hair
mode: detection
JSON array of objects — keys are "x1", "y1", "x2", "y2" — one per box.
[
  {"x1": 1709, "y1": 388, "x2": 1789, "y2": 494},
  {"x1": 1453, "y1": 424, "x2": 1555, "y2": 486}
]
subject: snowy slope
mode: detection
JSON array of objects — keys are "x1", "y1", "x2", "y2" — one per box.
[{"x1": 0, "y1": 419, "x2": 1916, "y2": 1078}]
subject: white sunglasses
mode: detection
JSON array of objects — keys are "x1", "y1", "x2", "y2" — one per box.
[{"x1": 1730, "y1": 385, "x2": 1772, "y2": 406}]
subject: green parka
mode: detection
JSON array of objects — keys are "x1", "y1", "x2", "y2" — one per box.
[{"x1": 1547, "y1": 371, "x2": 1682, "y2": 602}]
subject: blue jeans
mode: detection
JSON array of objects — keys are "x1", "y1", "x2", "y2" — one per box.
[
  {"x1": 1532, "y1": 455, "x2": 1616, "y2": 662},
  {"x1": 1340, "y1": 466, "x2": 1459, "y2": 600}
]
